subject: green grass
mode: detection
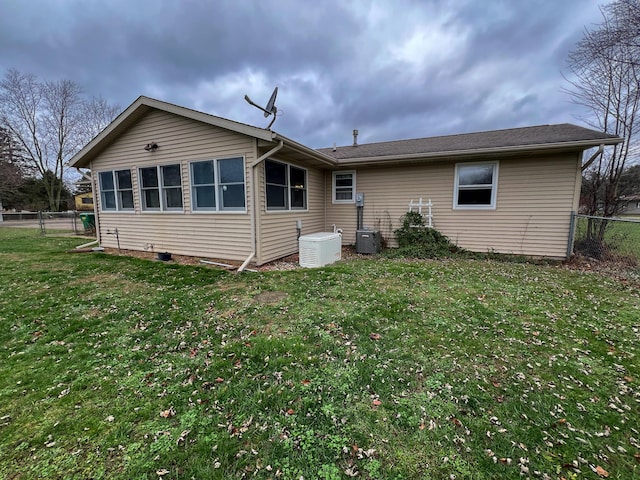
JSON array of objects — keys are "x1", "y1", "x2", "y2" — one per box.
[
  {"x1": 574, "y1": 216, "x2": 640, "y2": 263},
  {"x1": 0, "y1": 227, "x2": 639, "y2": 479}
]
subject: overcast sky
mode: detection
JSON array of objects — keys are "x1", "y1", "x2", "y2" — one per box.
[{"x1": 1, "y1": 0, "x2": 608, "y2": 149}]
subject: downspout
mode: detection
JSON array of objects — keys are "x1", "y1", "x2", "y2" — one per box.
[
  {"x1": 581, "y1": 144, "x2": 604, "y2": 171},
  {"x1": 238, "y1": 140, "x2": 284, "y2": 272},
  {"x1": 89, "y1": 160, "x2": 101, "y2": 246}
]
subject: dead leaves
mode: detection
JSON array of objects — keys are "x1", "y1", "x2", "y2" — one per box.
[
  {"x1": 593, "y1": 465, "x2": 609, "y2": 477},
  {"x1": 159, "y1": 407, "x2": 175, "y2": 418}
]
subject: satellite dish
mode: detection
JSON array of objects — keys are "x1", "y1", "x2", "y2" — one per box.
[
  {"x1": 244, "y1": 87, "x2": 279, "y2": 129},
  {"x1": 264, "y1": 87, "x2": 278, "y2": 118}
]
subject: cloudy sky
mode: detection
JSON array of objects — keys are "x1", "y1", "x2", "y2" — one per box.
[{"x1": 1, "y1": 0, "x2": 608, "y2": 149}]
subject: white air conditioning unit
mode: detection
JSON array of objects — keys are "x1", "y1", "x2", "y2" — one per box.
[{"x1": 299, "y1": 232, "x2": 342, "y2": 268}]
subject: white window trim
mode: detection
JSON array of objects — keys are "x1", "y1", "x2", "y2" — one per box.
[
  {"x1": 332, "y1": 170, "x2": 356, "y2": 204},
  {"x1": 97, "y1": 169, "x2": 135, "y2": 212},
  {"x1": 265, "y1": 159, "x2": 308, "y2": 212},
  {"x1": 138, "y1": 163, "x2": 184, "y2": 212},
  {"x1": 453, "y1": 161, "x2": 498, "y2": 210},
  {"x1": 189, "y1": 157, "x2": 247, "y2": 213}
]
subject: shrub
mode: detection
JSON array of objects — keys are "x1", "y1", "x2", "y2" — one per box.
[{"x1": 387, "y1": 211, "x2": 465, "y2": 259}]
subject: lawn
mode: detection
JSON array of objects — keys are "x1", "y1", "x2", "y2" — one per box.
[{"x1": 0, "y1": 227, "x2": 638, "y2": 479}]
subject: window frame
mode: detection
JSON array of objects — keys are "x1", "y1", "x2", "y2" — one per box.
[
  {"x1": 453, "y1": 161, "x2": 498, "y2": 210},
  {"x1": 97, "y1": 169, "x2": 134, "y2": 212},
  {"x1": 332, "y1": 170, "x2": 356, "y2": 204},
  {"x1": 264, "y1": 159, "x2": 308, "y2": 212},
  {"x1": 189, "y1": 157, "x2": 247, "y2": 213},
  {"x1": 138, "y1": 164, "x2": 184, "y2": 212}
]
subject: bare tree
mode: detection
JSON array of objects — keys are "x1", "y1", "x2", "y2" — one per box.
[
  {"x1": 0, "y1": 69, "x2": 118, "y2": 211},
  {"x1": 592, "y1": 0, "x2": 640, "y2": 57},
  {"x1": 565, "y1": 0, "x2": 640, "y2": 242},
  {"x1": 0, "y1": 126, "x2": 34, "y2": 210}
]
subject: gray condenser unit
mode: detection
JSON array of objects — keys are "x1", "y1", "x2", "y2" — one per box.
[{"x1": 356, "y1": 229, "x2": 381, "y2": 254}]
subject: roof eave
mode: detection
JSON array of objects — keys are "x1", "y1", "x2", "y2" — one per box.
[
  {"x1": 273, "y1": 133, "x2": 338, "y2": 166},
  {"x1": 334, "y1": 137, "x2": 624, "y2": 166}
]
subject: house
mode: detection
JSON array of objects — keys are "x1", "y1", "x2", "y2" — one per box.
[
  {"x1": 74, "y1": 192, "x2": 94, "y2": 211},
  {"x1": 69, "y1": 96, "x2": 623, "y2": 265},
  {"x1": 620, "y1": 194, "x2": 640, "y2": 216}
]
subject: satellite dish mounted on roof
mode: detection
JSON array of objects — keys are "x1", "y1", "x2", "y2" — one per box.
[{"x1": 244, "y1": 87, "x2": 278, "y2": 129}]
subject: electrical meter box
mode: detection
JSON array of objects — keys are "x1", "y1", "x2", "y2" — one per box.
[
  {"x1": 355, "y1": 192, "x2": 365, "y2": 207},
  {"x1": 299, "y1": 232, "x2": 342, "y2": 268},
  {"x1": 356, "y1": 229, "x2": 381, "y2": 254}
]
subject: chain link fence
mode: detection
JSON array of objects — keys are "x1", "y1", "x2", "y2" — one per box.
[
  {"x1": 571, "y1": 214, "x2": 640, "y2": 267},
  {"x1": 0, "y1": 211, "x2": 95, "y2": 235}
]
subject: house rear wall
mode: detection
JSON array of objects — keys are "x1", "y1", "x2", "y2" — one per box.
[
  {"x1": 325, "y1": 153, "x2": 581, "y2": 259},
  {"x1": 256, "y1": 159, "x2": 325, "y2": 264},
  {"x1": 92, "y1": 110, "x2": 255, "y2": 261}
]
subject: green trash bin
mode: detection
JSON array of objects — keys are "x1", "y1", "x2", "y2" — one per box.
[{"x1": 79, "y1": 213, "x2": 95, "y2": 233}]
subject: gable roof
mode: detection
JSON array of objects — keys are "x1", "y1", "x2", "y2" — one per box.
[
  {"x1": 69, "y1": 96, "x2": 337, "y2": 168},
  {"x1": 319, "y1": 124, "x2": 623, "y2": 165},
  {"x1": 70, "y1": 96, "x2": 624, "y2": 170}
]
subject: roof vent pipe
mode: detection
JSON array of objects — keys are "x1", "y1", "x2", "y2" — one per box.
[{"x1": 352, "y1": 129, "x2": 358, "y2": 147}]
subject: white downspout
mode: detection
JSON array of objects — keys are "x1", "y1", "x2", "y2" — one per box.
[
  {"x1": 581, "y1": 144, "x2": 604, "y2": 171},
  {"x1": 238, "y1": 140, "x2": 284, "y2": 272}
]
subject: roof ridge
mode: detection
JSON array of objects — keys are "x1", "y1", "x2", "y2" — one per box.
[
  {"x1": 138, "y1": 95, "x2": 274, "y2": 135},
  {"x1": 319, "y1": 123, "x2": 579, "y2": 150}
]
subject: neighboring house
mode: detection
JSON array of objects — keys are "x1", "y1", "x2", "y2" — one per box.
[
  {"x1": 69, "y1": 96, "x2": 623, "y2": 265},
  {"x1": 620, "y1": 194, "x2": 640, "y2": 216},
  {"x1": 74, "y1": 192, "x2": 94, "y2": 211}
]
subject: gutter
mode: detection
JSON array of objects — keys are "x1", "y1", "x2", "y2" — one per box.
[{"x1": 239, "y1": 140, "x2": 285, "y2": 272}]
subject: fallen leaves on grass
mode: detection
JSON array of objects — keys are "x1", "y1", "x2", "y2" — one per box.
[
  {"x1": 159, "y1": 407, "x2": 175, "y2": 418},
  {"x1": 593, "y1": 465, "x2": 609, "y2": 477}
]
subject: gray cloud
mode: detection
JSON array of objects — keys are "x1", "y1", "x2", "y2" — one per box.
[{"x1": 0, "y1": 0, "x2": 606, "y2": 149}]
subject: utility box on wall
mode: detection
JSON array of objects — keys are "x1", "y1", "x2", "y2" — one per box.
[
  {"x1": 299, "y1": 232, "x2": 342, "y2": 268},
  {"x1": 356, "y1": 229, "x2": 381, "y2": 254}
]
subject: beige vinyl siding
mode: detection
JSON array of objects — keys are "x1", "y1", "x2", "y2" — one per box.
[
  {"x1": 92, "y1": 109, "x2": 255, "y2": 260},
  {"x1": 257, "y1": 159, "x2": 325, "y2": 264},
  {"x1": 325, "y1": 153, "x2": 581, "y2": 259}
]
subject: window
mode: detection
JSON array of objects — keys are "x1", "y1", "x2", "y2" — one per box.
[
  {"x1": 265, "y1": 159, "x2": 307, "y2": 211},
  {"x1": 81, "y1": 197, "x2": 93, "y2": 205},
  {"x1": 190, "y1": 157, "x2": 246, "y2": 212},
  {"x1": 98, "y1": 169, "x2": 134, "y2": 211},
  {"x1": 454, "y1": 162, "x2": 498, "y2": 209},
  {"x1": 332, "y1": 171, "x2": 356, "y2": 203},
  {"x1": 218, "y1": 158, "x2": 246, "y2": 210},
  {"x1": 139, "y1": 164, "x2": 183, "y2": 211}
]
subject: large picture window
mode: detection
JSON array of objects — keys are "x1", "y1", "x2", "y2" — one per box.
[
  {"x1": 98, "y1": 169, "x2": 134, "y2": 211},
  {"x1": 332, "y1": 171, "x2": 356, "y2": 203},
  {"x1": 190, "y1": 157, "x2": 246, "y2": 212},
  {"x1": 139, "y1": 164, "x2": 183, "y2": 211},
  {"x1": 265, "y1": 159, "x2": 307, "y2": 211},
  {"x1": 454, "y1": 162, "x2": 498, "y2": 209}
]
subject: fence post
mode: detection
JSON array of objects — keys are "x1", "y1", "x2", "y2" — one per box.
[
  {"x1": 566, "y1": 211, "x2": 576, "y2": 260},
  {"x1": 38, "y1": 211, "x2": 45, "y2": 235}
]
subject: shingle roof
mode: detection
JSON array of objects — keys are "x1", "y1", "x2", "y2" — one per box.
[{"x1": 317, "y1": 123, "x2": 622, "y2": 161}]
